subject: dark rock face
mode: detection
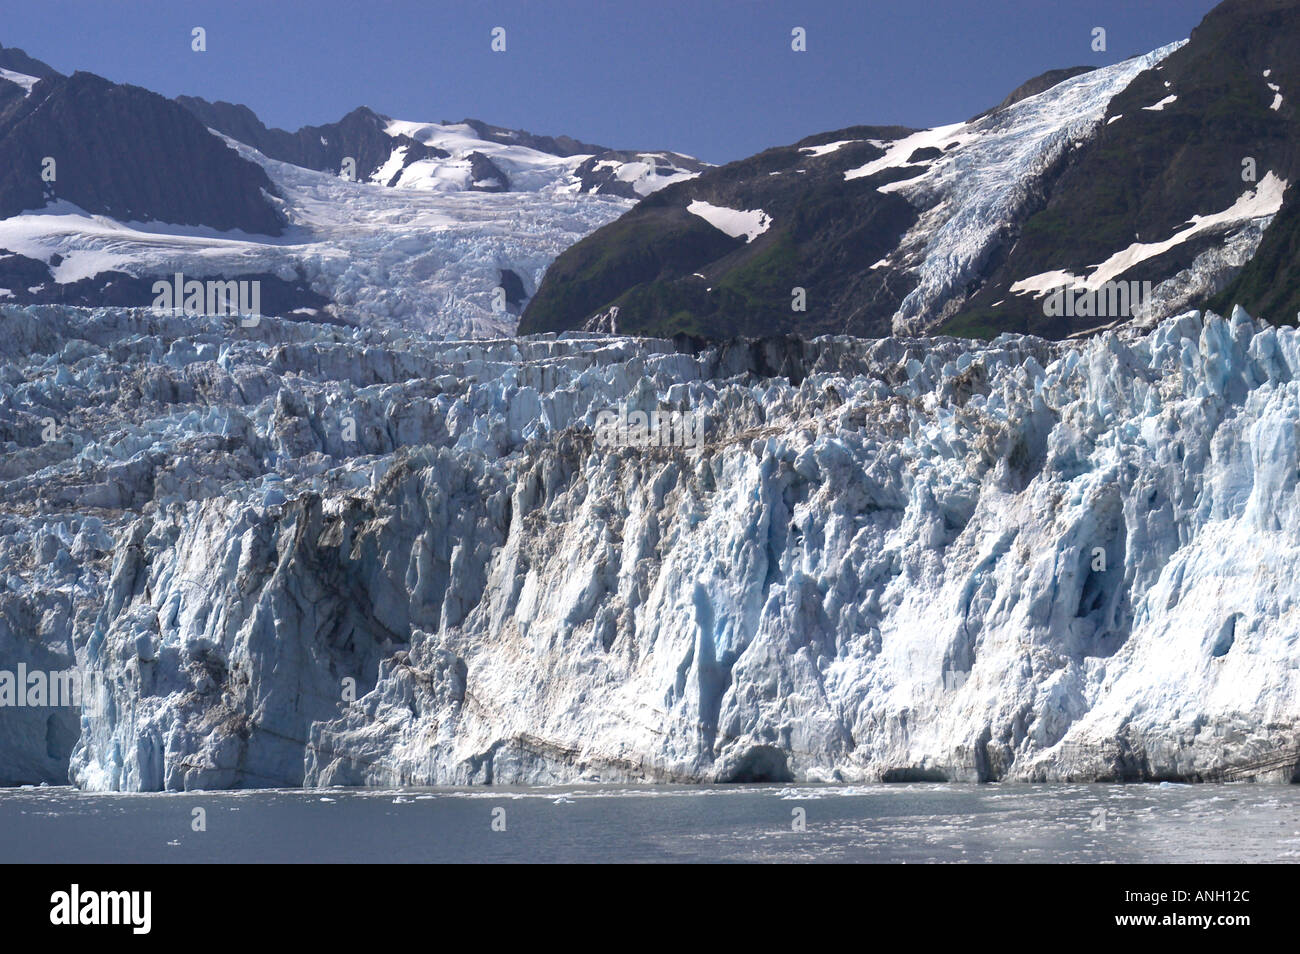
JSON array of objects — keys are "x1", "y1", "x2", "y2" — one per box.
[
  {"x1": 0, "y1": 249, "x2": 331, "y2": 316},
  {"x1": 176, "y1": 97, "x2": 448, "y2": 183},
  {"x1": 466, "y1": 152, "x2": 509, "y2": 192},
  {"x1": 524, "y1": 0, "x2": 1300, "y2": 341},
  {"x1": 498, "y1": 268, "x2": 527, "y2": 306},
  {"x1": 0, "y1": 81, "x2": 26, "y2": 113},
  {"x1": 0, "y1": 72, "x2": 285, "y2": 234},
  {"x1": 175, "y1": 96, "x2": 289, "y2": 154},
  {"x1": 0, "y1": 250, "x2": 49, "y2": 292}
]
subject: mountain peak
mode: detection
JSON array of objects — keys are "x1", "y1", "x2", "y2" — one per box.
[
  {"x1": 0, "y1": 42, "x2": 61, "y2": 80},
  {"x1": 0, "y1": 69, "x2": 285, "y2": 233}
]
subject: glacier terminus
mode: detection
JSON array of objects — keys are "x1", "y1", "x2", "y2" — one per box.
[{"x1": 3, "y1": 302, "x2": 1298, "y2": 789}]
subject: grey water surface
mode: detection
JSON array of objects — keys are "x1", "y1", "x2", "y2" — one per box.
[{"x1": 2, "y1": 783, "x2": 1298, "y2": 863}]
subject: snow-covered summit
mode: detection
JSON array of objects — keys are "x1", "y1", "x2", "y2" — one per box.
[{"x1": 380, "y1": 118, "x2": 701, "y2": 196}]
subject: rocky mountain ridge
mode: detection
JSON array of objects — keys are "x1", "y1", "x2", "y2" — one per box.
[{"x1": 521, "y1": 0, "x2": 1300, "y2": 342}]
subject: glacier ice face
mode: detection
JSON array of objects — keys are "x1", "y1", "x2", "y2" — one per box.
[
  {"x1": 880, "y1": 41, "x2": 1188, "y2": 334},
  {"x1": 3, "y1": 301, "x2": 1300, "y2": 788}
]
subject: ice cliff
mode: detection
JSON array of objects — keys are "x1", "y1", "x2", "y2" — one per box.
[{"x1": 1, "y1": 302, "x2": 1298, "y2": 788}]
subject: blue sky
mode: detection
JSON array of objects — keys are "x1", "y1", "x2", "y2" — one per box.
[{"x1": 7, "y1": 0, "x2": 1219, "y2": 162}]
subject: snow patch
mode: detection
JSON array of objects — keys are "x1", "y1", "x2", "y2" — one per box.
[
  {"x1": 801, "y1": 139, "x2": 860, "y2": 157},
  {"x1": 0, "y1": 68, "x2": 39, "y2": 95},
  {"x1": 687, "y1": 200, "x2": 772, "y2": 242},
  {"x1": 1084, "y1": 172, "x2": 1287, "y2": 289},
  {"x1": 1013, "y1": 172, "x2": 1289, "y2": 295},
  {"x1": 1267, "y1": 80, "x2": 1283, "y2": 111},
  {"x1": 1009, "y1": 269, "x2": 1086, "y2": 298},
  {"x1": 844, "y1": 123, "x2": 973, "y2": 184}
]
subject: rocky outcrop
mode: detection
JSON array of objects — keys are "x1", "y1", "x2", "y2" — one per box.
[
  {"x1": 176, "y1": 98, "x2": 449, "y2": 183},
  {"x1": 0, "y1": 42, "x2": 61, "y2": 81},
  {"x1": 466, "y1": 152, "x2": 509, "y2": 192},
  {"x1": 0, "y1": 73, "x2": 285, "y2": 233}
]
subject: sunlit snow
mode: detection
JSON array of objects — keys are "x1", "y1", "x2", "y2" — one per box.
[{"x1": 686, "y1": 199, "x2": 772, "y2": 242}]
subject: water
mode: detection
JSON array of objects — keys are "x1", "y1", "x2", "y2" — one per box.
[{"x1": 2, "y1": 783, "x2": 1298, "y2": 863}]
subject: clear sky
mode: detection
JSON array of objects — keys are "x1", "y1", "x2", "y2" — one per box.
[{"x1": 6, "y1": 0, "x2": 1221, "y2": 163}]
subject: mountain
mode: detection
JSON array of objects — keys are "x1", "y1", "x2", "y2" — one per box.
[
  {"x1": 0, "y1": 42, "x2": 61, "y2": 82},
  {"x1": 0, "y1": 72, "x2": 285, "y2": 234},
  {"x1": 518, "y1": 122, "x2": 925, "y2": 338},
  {"x1": 176, "y1": 98, "x2": 455, "y2": 186},
  {"x1": 0, "y1": 44, "x2": 706, "y2": 332},
  {"x1": 175, "y1": 95, "x2": 706, "y2": 197},
  {"x1": 520, "y1": 0, "x2": 1300, "y2": 340}
]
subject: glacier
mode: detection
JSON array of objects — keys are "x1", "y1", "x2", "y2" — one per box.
[
  {"x1": 2, "y1": 299, "x2": 1298, "y2": 789},
  {"x1": 864, "y1": 39, "x2": 1281, "y2": 337},
  {"x1": 0, "y1": 122, "x2": 689, "y2": 340}
]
